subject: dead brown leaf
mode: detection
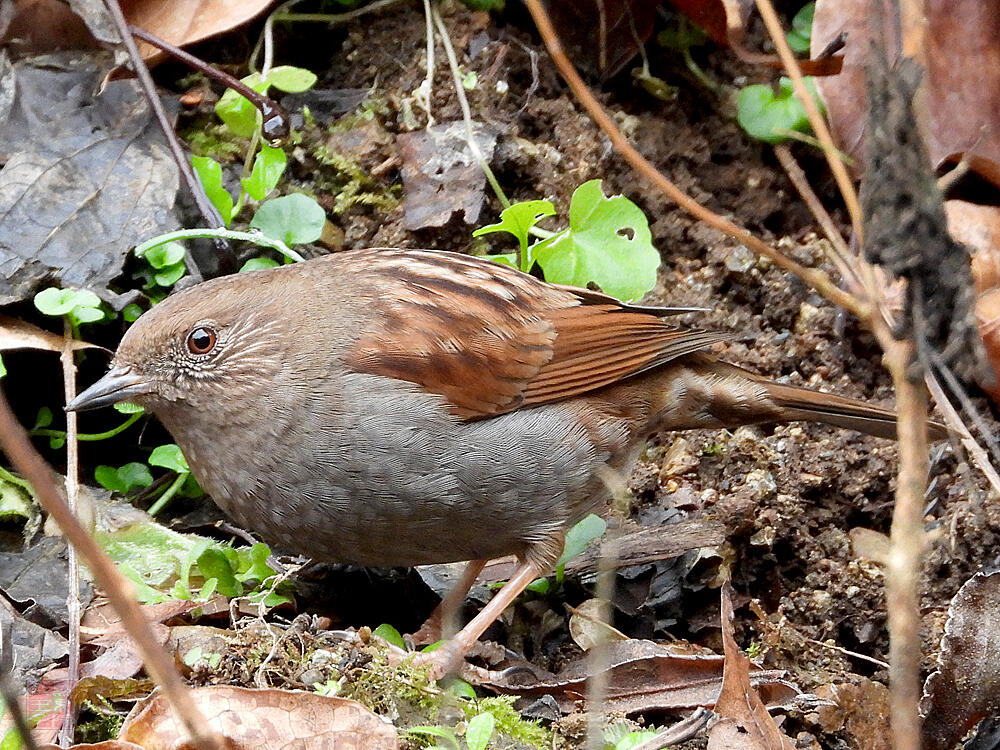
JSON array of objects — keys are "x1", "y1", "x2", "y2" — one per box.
[
  {"x1": 0, "y1": 314, "x2": 97, "y2": 353},
  {"x1": 920, "y1": 569, "x2": 1000, "y2": 750},
  {"x1": 814, "y1": 0, "x2": 1000, "y2": 182},
  {"x1": 484, "y1": 637, "x2": 799, "y2": 716},
  {"x1": 708, "y1": 582, "x2": 795, "y2": 750},
  {"x1": 121, "y1": 0, "x2": 275, "y2": 62},
  {"x1": 119, "y1": 685, "x2": 398, "y2": 749}
]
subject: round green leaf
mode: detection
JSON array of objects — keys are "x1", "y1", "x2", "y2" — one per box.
[
  {"x1": 240, "y1": 257, "x2": 281, "y2": 273},
  {"x1": 249, "y1": 194, "x2": 326, "y2": 245},
  {"x1": 532, "y1": 180, "x2": 660, "y2": 301},
  {"x1": 34, "y1": 288, "x2": 78, "y2": 316},
  {"x1": 145, "y1": 241, "x2": 186, "y2": 269},
  {"x1": 149, "y1": 444, "x2": 190, "y2": 473},
  {"x1": 265, "y1": 66, "x2": 318, "y2": 94},
  {"x1": 153, "y1": 263, "x2": 186, "y2": 288},
  {"x1": 95, "y1": 465, "x2": 125, "y2": 493}
]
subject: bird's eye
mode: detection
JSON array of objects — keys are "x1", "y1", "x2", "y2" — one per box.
[{"x1": 186, "y1": 326, "x2": 217, "y2": 355}]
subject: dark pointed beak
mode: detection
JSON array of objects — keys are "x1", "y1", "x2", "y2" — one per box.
[{"x1": 66, "y1": 366, "x2": 151, "y2": 412}]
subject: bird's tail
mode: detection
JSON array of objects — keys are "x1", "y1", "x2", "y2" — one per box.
[{"x1": 653, "y1": 356, "x2": 950, "y2": 441}]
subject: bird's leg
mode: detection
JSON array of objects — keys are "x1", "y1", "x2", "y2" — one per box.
[
  {"x1": 410, "y1": 558, "x2": 487, "y2": 646},
  {"x1": 414, "y1": 560, "x2": 543, "y2": 679}
]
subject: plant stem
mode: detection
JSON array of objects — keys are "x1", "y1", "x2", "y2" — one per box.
[
  {"x1": 135, "y1": 229, "x2": 304, "y2": 263},
  {"x1": 147, "y1": 473, "x2": 189, "y2": 516},
  {"x1": 31, "y1": 413, "x2": 142, "y2": 443}
]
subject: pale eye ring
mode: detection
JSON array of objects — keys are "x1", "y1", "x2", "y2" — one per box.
[{"x1": 186, "y1": 326, "x2": 217, "y2": 355}]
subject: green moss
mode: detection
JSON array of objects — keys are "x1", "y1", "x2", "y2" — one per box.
[
  {"x1": 466, "y1": 696, "x2": 552, "y2": 749},
  {"x1": 311, "y1": 143, "x2": 399, "y2": 215},
  {"x1": 76, "y1": 698, "x2": 125, "y2": 744},
  {"x1": 182, "y1": 123, "x2": 246, "y2": 162}
]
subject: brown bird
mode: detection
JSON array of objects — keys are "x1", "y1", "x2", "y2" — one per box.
[{"x1": 68, "y1": 248, "x2": 940, "y2": 671}]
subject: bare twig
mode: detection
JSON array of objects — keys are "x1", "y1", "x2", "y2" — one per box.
[
  {"x1": 431, "y1": 7, "x2": 510, "y2": 209},
  {"x1": 57, "y1": 322, "x2": 80, "y2": 748},
  {"x1": 882, "y1": 337, "x2": 927, "y2": 750},
  {"x1": 0, "y1": 391, "x2": 223, "y2": 750},
  {"x1": 754, "y1": 0, "x2": 863, "y2": 243},
  {"x1": 101, "y1": 0, "x2": 221, "y2": 277}
]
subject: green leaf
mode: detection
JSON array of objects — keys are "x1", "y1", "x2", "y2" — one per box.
[
  {"x1": 33, "y1": 407, "x2": 53, "y2": 430},
  {"x1": 465, "y1": 712, "x2": 495, "y2": 750},
  {"x1": 153, "y1": 263, "x2": 186, "y2": 288},
  {"x1": 118, "y1": 462, "x2": 154, "y2": 491},
  {"x1": 191, "y1": 156, "x2": 235, "y2": 225},
  {"x1": 241, "y1": 145, "x2": 287, "y2": 201},
  {"x1": 786, "y1": 3, "x2": 814, "y2": 54},
  {"x1": 0, "y1": 479, "x2": 32, "y2": 522},
  {"x1": 215, "y1": 73, "x2": 270, "y2": 138},
  {"x1": 123, "y1": 303, "x2": 144, "y2": 322},
  {"x1": 235, "y1": 543, "x2": 276, "y2": 583},
  {"x1": 736, "y1": 76, "x2": 822, "y2": 144},
  {"x1": 0, "y1": 354, "x2": 5, "y2": 379},
  {"x1": 33, "y1": 287, "x2": 78, "y2": 316},
  {"x1": 532, "y1": 180, "x2": 660, "y2": 301},
  {"x1": 250, "y1": 194, "x2": 326, "y2": 245},
  {"x1": 482, "y1": 253, "x2": 517, "y2": 268},
  {"x1": 240, "y1": 256, "x2": 281, "y2": 273},
  {"x1": 614, "y1": 730, "x2": 660, "y2": 750},
  {"x1": 149, "y1": 444, "x2": 190, "y2": 474},
  {"x1": 94, "y1": 465, "x2": 125, "y2": 492},
  {"x1": 178, "y1": 473, "x2": 204, "y2": 498},
  {"x1": 408, "y1": 726, "x2": 460, "y2": 750},
  {"x1": 372, "y1": 623, "x2": 406, "y2": 650},
  {"x1": 459, "y1": 0, "x2": 504, "y2": 9},
  {"x1": 525, "y1": 577, "x2": 550, "y2": 594},
  {"x1": 196, "y1": 547, "x2": 242, "y2": 598},
  {"x1": 265, "y1": 65, "x2": 317, "y2": 94},
  {"x1": 69, "y1": 305, "x2": 105, "y2": 325},
  {"x1": 444, "y1": 678, "x2": 477, "y2": 700},
  {"x1": 190, "y1": 158, "x2": 233, "y2": 226},
  {"x1": 34, "y1": 288, "x2": 102, "y2": 319},
  {"x1": 144, "y1": 241, "x2": 186, "y2": 269},
  {"x1": 473, "y1": 199, "x2": 555, "y2": 264},
  {"x1": 555, "y1": 513, "x2": 607, "y2": 576},
  {"x1": 114, "y1": 402, "x2": 145, "y2": 414}
]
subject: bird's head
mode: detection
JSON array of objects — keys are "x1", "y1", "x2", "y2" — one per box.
[{"x1": 67, "y1": 273, "x2": 292, "y2": 415}]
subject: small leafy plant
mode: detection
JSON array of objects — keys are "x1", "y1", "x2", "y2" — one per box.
[
  {"x1": 33, "y1": 287, "x2": 109, "y2": 337},
  {"x1": 736, "y1": 76, "x2": 824, "y2": 144},
  {"x1": 474, "y1": 180, "x2": 660, "y2": 302},
  {"x1": 786, "y1": 3, "x2": 815, "y2": 54}
]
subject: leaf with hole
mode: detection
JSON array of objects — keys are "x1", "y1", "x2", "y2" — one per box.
[{"x1": 532, "y1": 180, "x2": 659, "y2": 301}]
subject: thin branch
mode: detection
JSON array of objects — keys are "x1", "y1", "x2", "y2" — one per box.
[
  {"x1": 430, "y1": 6, "x2": 510, "y2": 208},
  {"x1": 754, "y1": 0, "x2": 864, "y2": 244},
  {"x1": 0, "y1": 390, "x2": 223, "y2": 750},
  {"x1": 101, "y1": 0, "x2": 221, "y2": 278},
  {"x1": 57, "y1": 322, "x2": 81, "y2": 747}
]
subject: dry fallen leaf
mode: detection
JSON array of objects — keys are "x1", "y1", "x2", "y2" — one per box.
[
  {"x1": 920, "y1": 569, "x2": 1000, "y2": 750},
  {"x1": 708, "y1": 582, "x2": 795, "y2": 750},
  {"x1": 814, "y1": 0, "x2": 1000, "y2": 182},
  {"x1": 119, "y1": 685, "x2": 399, "y2": 749},
  {"x1": 0, "y1": 314, "x2": 97, "y2": 353},
  {"x1": 121, "y1": 0, "x2": 275, "y2": 62}
]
